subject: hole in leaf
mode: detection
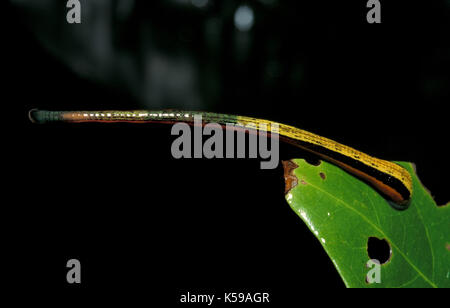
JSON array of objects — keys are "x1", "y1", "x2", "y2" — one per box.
[
  {"x1": 305, "y1": 158, "x2": 321, "y2": 166},
  {"x1": 319, "y1": 172, "x2": 326, "y2": 180},
  {"x1": 367, "y1": 237, "x2": 391, "y2": 264}
]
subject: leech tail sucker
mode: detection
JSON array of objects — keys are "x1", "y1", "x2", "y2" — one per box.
[{"x1": 29, "y1": 109, "x2": 413, "y2": 207}]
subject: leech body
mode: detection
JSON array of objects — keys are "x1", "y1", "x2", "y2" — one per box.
[{"x1": 29, "y1": 109, "x2": 413, "y2": 207}]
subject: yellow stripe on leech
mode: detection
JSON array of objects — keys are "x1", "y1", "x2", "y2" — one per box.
[{"x1": 236, "y1": 115, "x2": 413, "y2": 194}]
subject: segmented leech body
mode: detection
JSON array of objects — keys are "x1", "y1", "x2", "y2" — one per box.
[{"x1": 29, "y1": 109, "x2": 413, "y2": 208}]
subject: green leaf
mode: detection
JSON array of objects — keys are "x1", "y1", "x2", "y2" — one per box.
[{"x1": 283, "y1": 159, "x2": 450, "y2": 288}]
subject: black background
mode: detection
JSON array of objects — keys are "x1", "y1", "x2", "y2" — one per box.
[{"x1": 6, "y1": 0, "x2": 449, "y2": 301}]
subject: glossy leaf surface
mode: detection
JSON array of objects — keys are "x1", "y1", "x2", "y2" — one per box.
[{"x1": 284, "y1": 159, "x2": 449, "y2": 288}]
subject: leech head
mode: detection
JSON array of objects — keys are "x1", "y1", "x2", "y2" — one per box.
[{"x1": 28, "y1": 109, "x2": 42, "y2": 124}]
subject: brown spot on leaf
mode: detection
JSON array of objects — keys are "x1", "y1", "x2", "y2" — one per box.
[
  {"x1": 301, "y1": 179, "x2": 308, "y2": 185},
  {"x1": 282, "y1": 160, "x2": 299, "y2": 194},
  {"x1": 446, "y1": 243, "x2": 450, "y2": 251},
  {"x1": 319, "y1": 172, "x2": 326, "y2": 180}
]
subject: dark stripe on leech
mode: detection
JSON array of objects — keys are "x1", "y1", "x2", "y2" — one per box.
[
  {"x1": 84, "y1": 112, "x2": 411, "y2": 205},
  {"x1": 180, "y1": 118, "x2": 411, "y2": 205},
  {"x1": 38, "y1": 110, "x2": 411, "y2": 206}
]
